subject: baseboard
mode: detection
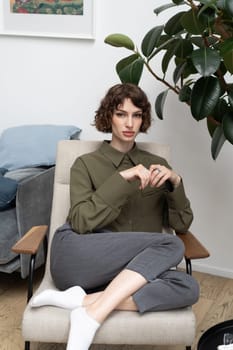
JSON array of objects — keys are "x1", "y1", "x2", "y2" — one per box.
[{"x1": 180, "y1": 261, "x2": 233, "y2": 279}]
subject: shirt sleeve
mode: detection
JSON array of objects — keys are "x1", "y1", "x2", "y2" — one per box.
[
  {"x1": 165, "y1": 179, "x2": 193, "y2": 233},
  {"x1": 68, "y1": 158, "x2": 138, "y2": 234}
]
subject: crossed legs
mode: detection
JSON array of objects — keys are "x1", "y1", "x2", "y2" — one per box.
[
  {"x1": 30, "y1": 230, "x2": 199, "y2": 350},
  {"x1": 30, "y1": 282, "x2": 138, "y2": 311},
  {"x1": 31, "y1": 269, "x2": 145, "y2": 350},
  {"x1": 67, "y1": 269, "x2": 146, "y2": 350}
]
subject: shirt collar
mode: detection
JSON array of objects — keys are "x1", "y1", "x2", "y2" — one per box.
[{"x1": 100, "y1": 141, "x2": 140, "y2": 167}]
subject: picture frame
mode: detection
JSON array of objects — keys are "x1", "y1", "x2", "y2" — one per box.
[{"x1": 0, "y1": 1, "x2": 95, "y2": 40}]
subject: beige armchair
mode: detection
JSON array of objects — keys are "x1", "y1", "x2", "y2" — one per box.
[{"x1": 12, "y1": 140, "x2": 209, "y2": 350}]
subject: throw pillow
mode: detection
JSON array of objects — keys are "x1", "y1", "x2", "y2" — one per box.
[
  {"x1": 0, "y1": 124, "x2": 81, "y2": 171},
  {"x1": 0, "y1": 174, "x2": 18, "y2": 210}
]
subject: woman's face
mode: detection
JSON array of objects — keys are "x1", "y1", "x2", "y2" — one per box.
[{"x1": 110, "y1": 98, "x2": 143, "y2": 151}]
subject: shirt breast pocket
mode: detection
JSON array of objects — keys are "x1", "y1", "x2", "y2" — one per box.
[
  {"x1": 141, "y1": 187, "x2": 163, "y2": 197},
  {"x1": 140, "y1": 187, "x2": 165, "y2": 214}
]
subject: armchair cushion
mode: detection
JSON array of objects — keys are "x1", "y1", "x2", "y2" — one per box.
[{"x1": 0, "y1": 124, "x2": 81, "y2": 171}]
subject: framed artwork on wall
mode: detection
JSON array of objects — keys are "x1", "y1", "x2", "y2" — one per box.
[{"x1": 0, "y1": 1, "x2": 95, "y2": 39}]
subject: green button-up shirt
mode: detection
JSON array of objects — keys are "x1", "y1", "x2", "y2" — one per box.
[{"x1": 67, "y1": 141, "x2": 193, "y2": 234}]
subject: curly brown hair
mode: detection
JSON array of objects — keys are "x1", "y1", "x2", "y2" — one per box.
[{"x1": 94, "y1": 83, "x2": 152, "y2": 133}]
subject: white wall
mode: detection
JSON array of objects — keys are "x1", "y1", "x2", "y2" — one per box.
[{"x1": 0, "y1": 0, "x2": 232, "y2": 277}]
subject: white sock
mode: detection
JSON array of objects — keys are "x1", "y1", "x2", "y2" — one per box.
[
  {"x1": 67, "y1": 307, "x2": 100, "y2": 350},
  {"x1": 30, "y1": 286, "x2": 86, "y2": 309}
]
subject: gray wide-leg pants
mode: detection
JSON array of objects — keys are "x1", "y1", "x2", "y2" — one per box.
[{"x1": 50, "y1": 223, "x2": 199, "y2": 313}]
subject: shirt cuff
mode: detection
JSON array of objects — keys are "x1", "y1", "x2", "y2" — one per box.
[{"x1": 166, "y1": 179, "x2": 189, "y2": 210}]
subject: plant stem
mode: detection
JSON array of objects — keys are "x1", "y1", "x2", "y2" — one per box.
[{"x1": 144, "y1": 61, "x2": 180, "y2": 94}]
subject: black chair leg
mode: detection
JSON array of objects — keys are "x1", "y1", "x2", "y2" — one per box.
[
  {"x1": 24, "y1": 242, "x2": 47, "y2": 350},
  {"x1": 27, "y1": 253, "x2": 36, "y2": 302},
  {"x1": 185, "y1": 257, "x2": 192, "y2": 275},
  {"x1": 25, "y1": 341, "x2": 30, "y2": 350},
  {"x1": 186, "y1": 346, "x2": 192, "y2": 350},
  {"x1": 43, "y1": 234, "x2": 48, "y2": 264}
]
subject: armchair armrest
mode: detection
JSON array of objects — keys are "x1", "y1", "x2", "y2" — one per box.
[
  {"x1": 176, "y1": 231, "x2": 210, "y2": 260},
  {"x1": 12, "y1": 225, "x2": 48, "y2": 255},
  {"x1": 12, "y1": 225, "x2": 48, "y2": 302}
]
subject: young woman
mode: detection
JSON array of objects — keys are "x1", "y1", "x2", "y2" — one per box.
[{"x1": 30, "y1": 83, "x2": 199, "y2": 350}]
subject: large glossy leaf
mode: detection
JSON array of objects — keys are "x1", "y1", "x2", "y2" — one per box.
[
  {"x1": 162, "y1": 39, "x2": 193, "y2": 74},
  {"x1": 149, "y1": 37, "x2": 178, "y2": 61},
  {"x1": 207, "y1": 116, "x2": 218, "y2": 136},
  {"x1": 223, "y1": 51, "x2": 233, "y2": 74},
  {"x1": 219, "y1": 38, "x2": 233, "y2": 55},
  {"x1": 141, "y1": 26, "x2": 164, "y2": 58},
  {"x1": 175, "y1": 39, "x2": 193, "y2": 58},
  {"x1": 219, "y1": 34, "x2": 233, "y2": 71},
  {"x1": 154, "y1": 3, "x2": 178, "y2": 15},
  {"x1": 214, "y1": 61, "x2": 227, "y2": 77},
  {"x1": 116, "y1": 54, "x2": 144, "y2": 85},
  {"x1": 172, "y1": 0, "x2": 185, "y2": 4},
  {"x1": 162, "y1": 39, "x2": 182, "y2": 74},
  {"x1": 198, "y1": 2, "x2": 219, "y2": 20},
  {"x1": 104, "y1": 34, "x2": 135, "y2": 50},
  {"x1": 154, "y1": 0, "x2": 184, "y2": 12},
  {"x1": 162, "y1": 50, "x2": 175, "y2": 76},
  {"x1": 181, "y1": 9, "x2": 206, "y2": 35},
  {"x1": 191, "y1": 36, "x2": 218, "y2": 48},
  {"x1": 157, "y1": 34, "x2": 172, "y2": 48},
  {"x1": 155, "y1": 90, "x2": 169, "y2": 120},
  {"x1": 198, "y1": 6, "x2": 216, "y2": 25},
  {"x1": 116, "y1": 54, "x2": 138, "y2": 75},
  {"x1": 175, "y1": 57, "x2": 197, "y2": 78},
  {"x1": 179, "y1": 85, "x2": 192, "y2": 102},
  {"x1": 191, "y1": 47, "x2": 221, "y2": 76},
  {"x1": 211, "y1": 124, "x2": 226, "y2": 160},
  {"x1": 212, "y1": 98, "x2": 229, "y2": 123},
  {"x1": 173, "y1": 61, "x2": 187, "y2": 84},
  {"x1": 223, "y1": 112, "x2": 233, "y2": 144},
  {"x1": 190, "y1": 76, "x2": 221, "y2": 120},
  {"x1": 164, "y1": 12, "x2": 186, "y2": 36}
]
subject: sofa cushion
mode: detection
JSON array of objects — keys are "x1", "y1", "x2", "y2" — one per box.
[
  {"x1": 0, "y1": 124, "x2": 81, "y2": 171},
  {"x1": 5, "y1": 167, "x2": 47, "y2": 182},
  {"x1": 0, "y1": 174, "x2": 18, "y2": 210},
  {"x1": 0, "y1": 167, "x2": 49, "y2": 211}
]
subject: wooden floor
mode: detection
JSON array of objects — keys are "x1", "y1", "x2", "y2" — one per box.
[{"x1": 0, "y1": 268, "x2": 233, "y2": 350}]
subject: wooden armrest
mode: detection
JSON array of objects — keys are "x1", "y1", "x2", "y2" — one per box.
[
  {"x1": 176, "y1": 231, "x2": 210, "y2": 260},
  {"x1": 12, "y1": 225, "x2": 48, "y2": 255}
]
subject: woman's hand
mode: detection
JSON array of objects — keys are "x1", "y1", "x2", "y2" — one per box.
[
  {"x1": 119, "y1": 164, "x2": 181, "y2": 190},
  {"x1": 149, "y1": 164, "x2": 181, "y2": 188},
  {"x1": 119, "y1": 164, "x2": 151, "y2": 190}
]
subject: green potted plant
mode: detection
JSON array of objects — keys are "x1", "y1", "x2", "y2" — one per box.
[{"x1": 104, "y1": 0, "x2": 233, "y2": 159}]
